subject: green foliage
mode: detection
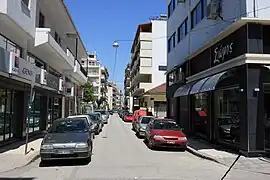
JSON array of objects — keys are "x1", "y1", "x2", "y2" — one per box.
[
  {"x1": 82, "y1": 82, "x2": 95, "y2": 103},
  {"x1": 96, "y1": 96, "x2": 107, "y2": 109}
]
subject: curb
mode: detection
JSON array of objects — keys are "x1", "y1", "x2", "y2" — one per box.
[
  {"x1": 186, "y1": 145, "x2": 223, "y2": 165},
  {"x1": 25, "y1": 153, "x2": 40, "y2": 166}
]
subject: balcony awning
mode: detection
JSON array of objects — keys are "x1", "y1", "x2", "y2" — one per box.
[
  {"x1": 190, "y1": 77, "x2": 209, "y2": 95},
  {"x1": 199, "y1": 71, "x2": 227, "y2": 93},
  {"x1": 174, "y1": 83, "x2": 194, "y2": 97}
]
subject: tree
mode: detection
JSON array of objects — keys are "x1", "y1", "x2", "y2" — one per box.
[
  {"x1": 96, "y1": 96, "x2": 107, "y2": 109},
  {"x1": 82, "y1": 82, "x2": 95, "y2": 103}
]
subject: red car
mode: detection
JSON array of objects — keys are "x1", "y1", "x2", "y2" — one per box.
[
  {"x1": 124, "y1": 113, "x2": 133, "y2": 122},
  {"x1": 144, "y1": 119, "x2": 187, "y2": 150}
]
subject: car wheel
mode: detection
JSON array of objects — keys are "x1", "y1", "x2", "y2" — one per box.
[{"x1": 148, "y1": 139, "x2": 155, "y2": 150}]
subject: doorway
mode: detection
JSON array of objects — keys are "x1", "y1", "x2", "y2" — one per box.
[{"x1": 263, "y1": 84, "x2": 270, "y2": 151}]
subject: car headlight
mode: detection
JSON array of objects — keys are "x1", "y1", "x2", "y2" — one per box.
[
  {"x1": 139, "y1": 127, "x2": 145, "y2": 131},
  {"x1": 178, "y1": 137, "x2": 187, "y2": 141},
  {"x1": 75, "y1": 143, "x2": 88, "y2": 148},
  {"x1": 41, "y1": 144, "x2": 53, "y2": 150},
  {"x1": 153, "y1": 135, "x2": 164, "y2": 140}
]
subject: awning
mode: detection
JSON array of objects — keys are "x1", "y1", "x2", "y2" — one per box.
[
  {"x1": 199, "y1": 71, "x2": 227, "y2": 93},
  {"x1": 174, "y1": 83, "x2": 194, "y2": 97},
  {"x1": 190, "y1": 77, "x2": 209, "y2": 95}
]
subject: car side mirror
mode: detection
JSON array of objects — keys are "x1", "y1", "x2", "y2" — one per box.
[{"x1": 180, "y1": 128, "x2": 184, "y2": 131}]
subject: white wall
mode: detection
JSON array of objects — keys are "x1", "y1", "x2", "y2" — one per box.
[
  {"x1": 167, "y1": 0, "x2": 270, "y2": 71},
  {"x1": 151, "y1": 20, "x2": 167, "y2": 87}
]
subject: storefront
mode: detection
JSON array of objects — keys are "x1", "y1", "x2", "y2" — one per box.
[
  {"x1": 0, "y1": 47, "x2": 64, "y2": 145},
  {"x1": 168, "y1": 20, "x2": 270, "y2": 156}
]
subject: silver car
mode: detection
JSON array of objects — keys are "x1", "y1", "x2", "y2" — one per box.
[
  {"x1": 94, "y1": 110, "x2": 109, "y2": 124},
  {"x1": 135, "y1": 116, "x2": 154, "y2": 137}
]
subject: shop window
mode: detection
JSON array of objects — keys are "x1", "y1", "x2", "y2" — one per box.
[
  {"x1": 0, "y1": 89, "x2": 16, "y2": 142},
  {"x1": 48, "y1": 97, "x2": 61, "y2": 128},
  {"x1": 0, "y1": 34, "x2": 22, "y2": 57},
  {"x1": 214, "y1": 88, "x2": 240, "y2": 145},
  {"x1": 193, "y1": 93, "x2": 209, "y2": 137},
  {"x1": 28, "y1": 94, "x2": 41, "y2": 133}
]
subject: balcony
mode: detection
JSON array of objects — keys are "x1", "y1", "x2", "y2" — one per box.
[
  {"x1": 70, "y1": 60, "x2": 87, "y2": 85},
  {"x1": 34, "y1": 28, "x2": 74, "y2": 72},
  {"x1": 0, "y1": 0, "x2": 37, "y2": 42},
  {"x1": 131, "y1": 82, "x2": 152, "y2": 97}
]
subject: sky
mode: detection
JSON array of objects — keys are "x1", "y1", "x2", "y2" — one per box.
[{"x1": 65, "y1": 0, "x2": 166, "y2": 90}]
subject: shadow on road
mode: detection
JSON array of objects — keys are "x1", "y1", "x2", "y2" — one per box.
[{"x1": 39, "y1": 159, "x2": 90, "y2": 167}]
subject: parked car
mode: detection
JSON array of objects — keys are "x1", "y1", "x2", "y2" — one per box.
[
  {"x1": 124, "y1": 112, "x2": 133, "y2": 122},
  {"x1": 40, "y1": 117, "x2": 94, "y2": 162},
  {"x1": 94, "y1": 110, "x2": 109, "y2": 124},
  {"x1": 132, "y1": 108, "x2": 147, "y2": 131},
  {"x1": 135, "y1": 116, "x2": 154, "y2": 137},
  {"x1": 108, "y1": 110, "x2": 114, "y2": 115},
  {"x1": 144, "y1": 119, "x2": 187, "y2": 150},
  {"x1": 67, "y1": 115, "x2": 95, "y2": 139},
  {"x1": 87, "y1": 113, "x2": 103, "y2": 135}
]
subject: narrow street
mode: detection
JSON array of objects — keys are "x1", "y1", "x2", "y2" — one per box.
[{"x1": 0, "y1": 115, "x2": 269, "y2": 180}]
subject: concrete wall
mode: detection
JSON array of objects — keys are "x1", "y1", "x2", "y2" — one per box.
[
  {"x1": 167, "y1": 0, "x2": 270, "y2": 71},
  {"x1": 151, "y1": 20, "x2": 167, "y2": 87}
]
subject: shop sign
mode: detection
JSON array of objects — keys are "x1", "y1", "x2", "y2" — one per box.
[
  {"x1": 210, "y1": 25, "x2": 247, "y2": 67},
  {"x1": 47, "y1": 73, "x2": 59, "y2": 90},
  {"x1": 59, "y1": 78, "x2": 63, "y2": 91},
  {"x1": 40, "y1": 69, "x2": 47, "y2": 85},
  {"x1": 8, "y1": 52, "x2": 36, "y2": 81},
  {"x1": 65, "y1": 82, "x2": 74, "y2": 97},
  {"x1": 213, "y1": 42, "x2": 234, "y2": 65}
]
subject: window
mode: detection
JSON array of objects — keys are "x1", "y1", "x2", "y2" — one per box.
[
  {"x1": 39, "y1": 12, "x2": 45, "y2": 28},
  {"x1": 177, "y1": 18, "x2": 188, "y2": 43},
  {"x1": 54, "y1": 32, "x2": 61, "y2": 46},
  {"x1": 0, "y1": 89, "x2": 16, "y2": 142},
  {"x1": 168, "y1": 38, "x2": 171, "y2": 53},
  {"x1": 158, "y1": 65, "x2": 167, "y2": 71},
  {"x1": 192, "y1": 93, "x2": 209, "y2": 137},
  {"x1": 22, "y1": 0, "x2": 29, "y2": 7},
  {"x1": 168, "y1": 2, "x2": 172, "y2": 18},
  {"x1": 191, "y1": 0, "x2": 207, "y2": 29},
  {"x1": 172, "y1": 32, "x2": 176, "y2": 48},
  {"x1": 81, "y1": 61, "x2": 85, "y2": 65},
  {"x1": 27, "y1": 53, "x2": 45, "y2": 68},
  {"x1": 0, "y1": 34, "x2": 22, "y2": 57},
  {"x1": 215, "y1": 88, "x2": 240, "y2": 145}
]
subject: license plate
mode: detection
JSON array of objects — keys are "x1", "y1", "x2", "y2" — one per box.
[
  {"x1": 58, "y1": 150, "x2": 71, "y2": 154},
  {"x1": 166, "y1": 141, "x2": 175, "y2": 144}
]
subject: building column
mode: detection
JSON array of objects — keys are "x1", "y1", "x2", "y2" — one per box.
[{"x1": 240, "y1": 65, "x2": 265, "y2": 156}]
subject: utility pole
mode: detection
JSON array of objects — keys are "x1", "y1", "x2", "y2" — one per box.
[{"x1": 253, "y1": 0, "x2": 256, "y2": 17}]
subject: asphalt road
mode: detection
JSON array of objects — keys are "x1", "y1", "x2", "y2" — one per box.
[{"x1": 0, "y1": 114, "x2": 269, "y2": 180}]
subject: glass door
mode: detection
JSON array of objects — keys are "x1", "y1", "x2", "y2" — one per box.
[{"x1": 263, "y1": 84, "x2": 270, "y2": 150}]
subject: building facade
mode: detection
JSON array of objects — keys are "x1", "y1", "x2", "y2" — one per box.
[
  {"x1": 0, "y1": 0, "x2": 88, "y2": 144},
  {"x1": 167, "y1": 0, "x2": 270, "y2": 156},
  {"x1": 124, "y1": 63, "x2": 133, "y2": 112},
  {"x1": 107, "y1": 82, "x2": 122, "y2": 109},
  {"x1": 81, "y1": 53, "x2": 109, "y2": 109},
  {"x1": 130, "y1": 15, "x2": 168, "y2": 111}
]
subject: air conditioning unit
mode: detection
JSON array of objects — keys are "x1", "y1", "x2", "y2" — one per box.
[
  {"x1": 177, "y1": 0, "x2": 186, "y2": 3},
  {"x1": 207, "y1": 0, "x2": 222, "y2": 20}
]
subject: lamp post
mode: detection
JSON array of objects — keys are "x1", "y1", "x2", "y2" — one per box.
[{"x1": 112, "y1": 41, "x2": 119, "y2": 83}]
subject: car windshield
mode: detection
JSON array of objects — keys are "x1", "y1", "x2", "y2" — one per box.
[
  {"x1": 49, "y1": 118, "x2": 89, "y2": 133},
  {"x1": 141, "y1": 117, "x2": 153, "y2": 124},
  {"x1": 153, "y1": 121, "x2": 180, "y2": 130}
]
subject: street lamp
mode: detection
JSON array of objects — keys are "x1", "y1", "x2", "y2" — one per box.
[{"x1": 112, "y1": 41, "x2": 119, "y2": 82}]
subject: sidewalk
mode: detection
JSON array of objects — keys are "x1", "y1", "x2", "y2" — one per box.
[
  {"x1": 0, "y1": 137, "x2": 43, "y2": 173},
  {"x1": 187, "y1": 138, "x2": 270, "y2": 175}
]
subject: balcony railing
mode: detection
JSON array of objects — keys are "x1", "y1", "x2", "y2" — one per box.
[{"x1": 79, "y1": 62, "x2": 88, "y2": 77}]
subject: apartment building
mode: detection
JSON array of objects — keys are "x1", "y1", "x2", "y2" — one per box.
[
  {"x1": 107, "y1": 82, "x2": 122, "y2": 109},
  {"x1": 167, "y1": 0, "x2": 270, "y2": 156},
  {"x1": 124, "y1": 63, "x2": 133, "y2": 112},
  {"x1": 0, "y1": 0, "x2": 88, "y2": 144},
  {"x1": 81, "y1": 53, "x2": 109, "y2": 107},
  {"x1": 130, "y1": 15, "x2": 167, "y2": 112}
]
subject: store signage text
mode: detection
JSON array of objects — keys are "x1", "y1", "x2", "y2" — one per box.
[
  {"x1": 22, "y1": 68, "x2": 33, "y2": 76},
  {"x1": 213, "y1": 42, "x2": 234, "y2": 65}
]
